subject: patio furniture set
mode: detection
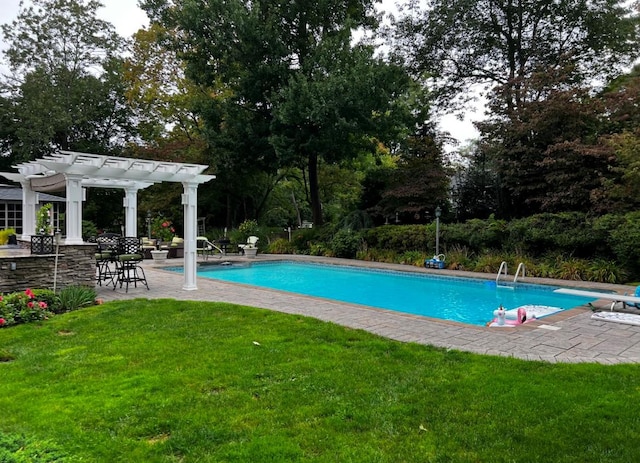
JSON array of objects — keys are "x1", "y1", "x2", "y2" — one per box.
[{"x1": 95, "y1": 235, "x2": 149, "y2": 292}]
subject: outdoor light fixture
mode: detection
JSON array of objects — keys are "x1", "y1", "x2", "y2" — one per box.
[{"x1": 146, "y1": 210, "x2": 152, "y2": 239}]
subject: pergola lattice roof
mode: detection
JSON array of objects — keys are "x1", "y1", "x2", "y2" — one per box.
[{"x1": 10, "y1": 150, "x2": 214, "y2": 190}]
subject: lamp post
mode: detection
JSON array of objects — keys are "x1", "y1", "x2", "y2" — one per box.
[
  {"x1": 435, "y1": 206, "x2": 442, "y2": 257},
  {"x1": 53, "y1": 229, "x2": 62, "y2": 294},
  {"x1": 146, "y1": 211, "x2": 152, "y2": 239}
]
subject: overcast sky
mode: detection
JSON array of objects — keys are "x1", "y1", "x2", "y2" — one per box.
[{"x1": 0, "y1": 0, "x2": 479, "y2": 147}]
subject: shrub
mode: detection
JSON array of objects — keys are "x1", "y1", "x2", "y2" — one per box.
[
  {"x1": 32, "y1": 289, "x2": 59, "y2": 313},
  {"x1": 82, "y1": 220, "x2": 98, "y2": 241},
  {"x1": 0, "y1": 289, "x2": 52, "y2": 327},
  {"x1": 507, "y1": 212, "x2": 605, "y2": 258},
  {"x1": 363, "y1": 225, "x2": 431, "y2": 253},
  {"x1": 0, "y1": 228, "x2": 16, "y2": 245},
  {"x1": 330, "y1": 229, "x2": 362, "y2": 258},
  {"x1": 603, "y1": 212, "x2": 640, "y2": 279},
  {"x1": 57, "y1": 286, "x2": 97, "y2": 313},
  {"x1": 309, "y1": 243, "x2": 331, "y2": 256},
  {"x1": 291, "y1": 227, "x2": 324, "y2": 254},
  {"x1": 267, "y1": 238, "x2": 296, "y2": 254},
  {"x1": 238, "y1": 219, "x2": 259, "y2": 237},
  {"x1": 397, "y1": 250, "x2": 427, "y2": 266},
  {"x1": 356, "y1": 248, "x2": 396, "y2": 263},
  {"x1": 555, "y1": 257, "x2": 589, "y2": 281},
  {"x1": 473, "y1": 252, "x2": 507, "y2": 274},
  {"x1": 586, "y1": 259, "x2": 625, "y2": 284},
  {"x1": 445, "y1": 245, "x2": 474, "y2": 270}
]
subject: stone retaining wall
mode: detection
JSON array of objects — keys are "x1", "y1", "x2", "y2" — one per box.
[{"x1": 0, "y1": 243, "x2": 96, "y2": 293}]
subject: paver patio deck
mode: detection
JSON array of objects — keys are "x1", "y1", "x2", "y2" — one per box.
[{"x1": 95, "y1": 254, "x2": 640, "y2": 365}]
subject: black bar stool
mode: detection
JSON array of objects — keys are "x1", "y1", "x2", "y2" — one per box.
[
  {"x1": 95, "y1": 234, "x2": 119, "y2": 286},
  {"x1": 113, "y1": 237, "x2": 149, "y2": 292}
]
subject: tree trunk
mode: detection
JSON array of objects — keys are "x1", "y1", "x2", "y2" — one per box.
[{"x1": 307, "y1": 151, "x2": 323, "y2": 226}]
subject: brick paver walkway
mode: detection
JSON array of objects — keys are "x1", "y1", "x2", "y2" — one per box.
[{"x1": 96, "y1": 255, "x2": 640, "y2": 364}]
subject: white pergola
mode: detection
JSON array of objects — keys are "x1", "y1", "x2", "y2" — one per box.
[{"x1": 0, "y1": 150, "x2": 215, "y2": 291}]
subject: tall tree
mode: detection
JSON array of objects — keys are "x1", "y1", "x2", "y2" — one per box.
[
  {"x1": 450, "y1": 141, "x2": 501, "y2": 220},
  {"x1": 394, "y1": 0, "x2": 640, "y2": 113},
  {"x1": 373, "y1": 124, "x2": 451, "y2": 223},
  {"x1": 2, "y1": 0, "x2": 122, "y2": 79},
  {"x1": 394, "y1": 0, "x2": 639, "y2": 217},
  {"x1": 141, "y1": 0, "x2": 415, "y2": 226},
  {"x1": 123, "y1": 24, "x2": 206, "y2": 145},
  {"x1": 594, "y1": 66, "x2": 640, "y2": 212},
  {"x1": 478, "y1": 83, "x2": 614, "y2": 216},
  {"x1": 0, "y1": 0, "x2": 130, "y2": 160}
]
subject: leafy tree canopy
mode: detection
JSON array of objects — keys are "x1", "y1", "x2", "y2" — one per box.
[
  {"x1": 141, "y1": 0, "x2": 418, "y2": 226},
  {"x1": 393, "y1": 0, "x2": 640, "y2": 112},
  {"x1": 1, "y1": 0, "x2": 122, "y2": 82},
  {"x1": 0, "y1": 0, "x2": 131, "y2": 160}
]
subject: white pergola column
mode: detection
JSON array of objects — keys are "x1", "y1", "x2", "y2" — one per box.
[
  {"x1": 64, "y1": 174, "x2": 84, "y2": 244},
  {"x1": 182, "y1": 181, "x2": 199, "y2": 290},
  {"x1": 20, "y1": 180, "x2": 38, "y2": 240},
  {"x1": 123, "y1": 187, "x2": 138, "y2": 237}
]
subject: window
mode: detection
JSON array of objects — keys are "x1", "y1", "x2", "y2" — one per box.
[{"x1": 0, "y1": 202, "x2": 22, "y2": 234}]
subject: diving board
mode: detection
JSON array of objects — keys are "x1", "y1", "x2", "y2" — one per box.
[{"x1": 554, "y1": 288, "x2": 640, "y2": 311}]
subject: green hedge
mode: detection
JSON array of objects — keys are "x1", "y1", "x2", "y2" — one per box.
[
  {"x1": 262, "y1": 213, "x2": 640, "y2": 281},
  {"x1": 358, "y1": 212, "x2": 640, "y2": 281}
]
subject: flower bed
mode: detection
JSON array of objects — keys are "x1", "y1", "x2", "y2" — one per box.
[{"x1": 0, "y1": 289, "x2": 51, "y2": 327}]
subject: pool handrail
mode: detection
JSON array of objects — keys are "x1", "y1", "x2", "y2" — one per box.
[
  {"x1": 496, "y1": 261, "x2": 508, "y2": 285},
  {"x1": 514, "y1": 262, "x2": 526, "y2": 283}
]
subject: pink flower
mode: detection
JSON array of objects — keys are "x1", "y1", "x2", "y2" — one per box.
[
  {"x1": 162, "y1": 221, "x2": 169, "y2": 228},
  {"x1": 0, "y1": 318, "x2": 5, "y2": 326},
  {"x1": 39, "y1": 301, "x2": 47, "y2": 309},
  {"x1": 24, "y1": 289, "x2": 35, "y2": 299},
  {"x1": 27, "y1": 301, "x2": 34, "y2": 308}
]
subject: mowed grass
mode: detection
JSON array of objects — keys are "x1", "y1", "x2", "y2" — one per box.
[{"x1": 1, "y1": 299, "x2": 640, "y2": 462}]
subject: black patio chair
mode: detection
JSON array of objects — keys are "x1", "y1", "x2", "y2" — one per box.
[
  {"x1": 95, "y1": 234, "x2": 119, "y2": 286},
  {"x1": 113, "y1": 236, "x2": 149, "y2": 292}
]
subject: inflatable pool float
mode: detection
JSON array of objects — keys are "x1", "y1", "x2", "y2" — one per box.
[
  {"x1": 487, "y1": 305, "x2": 563, "y2": 327},
  {"x1": 488, "y1": 306, "x2": 531, "y2": 327}
]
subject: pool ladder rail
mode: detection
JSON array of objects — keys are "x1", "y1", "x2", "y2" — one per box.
[{"x1": 496, "y1": 261, "x2": 526, "y2": 288}]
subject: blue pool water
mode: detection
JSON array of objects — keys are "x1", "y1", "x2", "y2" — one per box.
[{"x1": 175, "y1": 261, "x2": 596, "y2": 326}]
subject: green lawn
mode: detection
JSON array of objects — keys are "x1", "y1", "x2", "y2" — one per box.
[{"x1": 1, "y1": 299, "x2": 639, "y2": 462}]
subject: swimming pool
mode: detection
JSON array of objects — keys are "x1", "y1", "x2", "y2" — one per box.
[{"x1": 173, "y1": 261, "x2": 596, "y2": 326}]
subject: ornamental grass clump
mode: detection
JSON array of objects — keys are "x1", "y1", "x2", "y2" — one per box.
[{"x1": 56, "y1": 285, "x2": 97, "y2": 313}]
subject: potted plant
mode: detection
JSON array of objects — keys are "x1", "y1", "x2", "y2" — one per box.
[
  {"x1": 243, "y1": 243, "x2": 258, "y2": 258},
  {"x1": 32, "y1": 203, "x2": 54, "y2": 254},
  {"x1": 150, "y1": 215, "x2": 175, "y2": 246},
  {"x1": 150, "y1": 248, "x2": 170, "y2": 262}
]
